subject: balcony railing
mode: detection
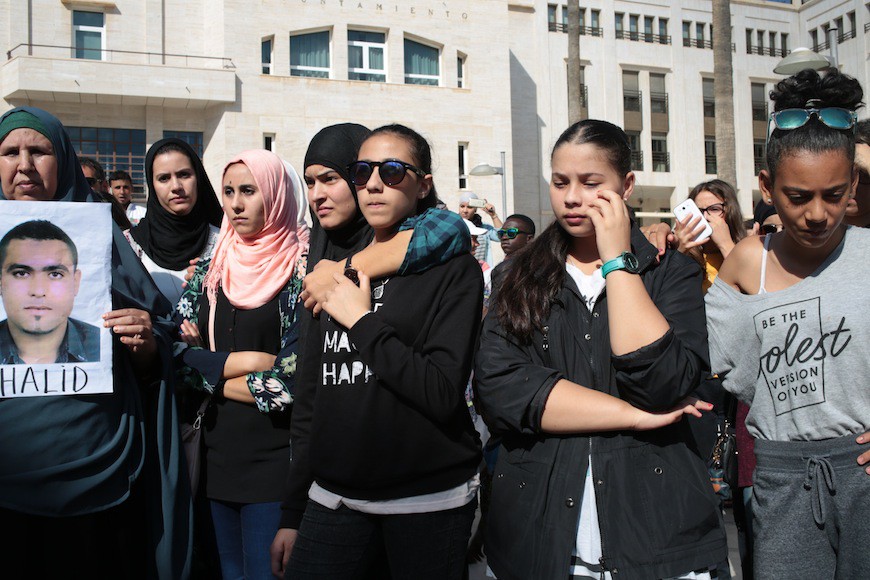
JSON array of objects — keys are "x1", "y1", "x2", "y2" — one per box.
[
  {"x1": 683, "y1": 38, "x2": 737, "y2": 51},
  {"x1": 579, "y1": 83, "x2": 589, "y2": 108},
  {"x1": 6, "y1": 43, "x2": 235, "y2": 69},
  {"x1": 650, "y1": 91, "x2": 669, "y2": 114},
  {"x1": 623, "y1": 90, "x2": 642, "y2": 112},
  {"x1": 652, "y1": 151, "x2": 670, "y2": 172},
  {"x1": 815, "y1": 38, "x2": 830, "y2": 52},
  {"x1": 616, "y1": 30, "x2": 671, "y2": 45},
  {"x1": 838, "y1": 29, "x2": 856, "y2": 43},
  {"x1": 705, "y1": 155, "x2": 717, "y2": 175},
  {"x1": 630, "y1": 150, "x2": 644, "y2": 172},
  {"x1": 746, "y1": 45, "x2": 790, "y2": 57},
  {"x1": 548, "y1": 22, "x2": 605, "y2": 37},
  {"x1": 865, "y1": 22, "x2": 870, "y2": 33}
]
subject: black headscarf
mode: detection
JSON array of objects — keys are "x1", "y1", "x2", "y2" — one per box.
[
  {"x1": 0, "y1": 107, "x2": 192, "y2": 579},
  {"x1": 303, "y1": 123, "x2": 373, "y2": 267},
  {"x1": 130, "y1": 138, "x2": 223, "y2": 270}
]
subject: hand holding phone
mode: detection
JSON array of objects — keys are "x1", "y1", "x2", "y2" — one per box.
[{"x1": 673, "y1": 199, "x2": 713, "y2": 243}]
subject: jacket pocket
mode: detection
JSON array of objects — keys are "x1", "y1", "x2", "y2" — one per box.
[{"x1": 485, "y1": 456, "x2": 547, "y2": 580}]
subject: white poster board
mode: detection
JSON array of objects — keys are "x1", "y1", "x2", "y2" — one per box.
[{"x1": 0, "y1": 201, "x2": 113, "y2": 397}]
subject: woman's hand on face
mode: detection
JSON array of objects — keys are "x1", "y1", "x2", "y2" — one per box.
[
  {"x1": 321, "y1": 272, "x2": 372, "y2": 329},
  {"x1": 587, "y1": 190, "x2": 632, "y2": 262},
  {"x1": 104, "y1": 308, "x2": 157, "y2": 362},
  {"x1": 632, "y1": 398, "x2": 713, "y2": 431},
  {"x1": 301, "y1": 259, "x2": 342, "y2": 316},
  {"x1": 672, "y1": 213, "x2": 708, "y2": 254},
  {"x1": 179, "y1": 319, "x2": 204, "y2": 347},
  {"x1": 707, "y1": 214, "x2": 735, "y2": 255}
]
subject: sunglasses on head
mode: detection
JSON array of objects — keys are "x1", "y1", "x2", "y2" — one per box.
[
  {"x1": 347, "y1": 160, "x2": 427, "y2": 187},
  {"x1": 497, "y1": 227, "x2": 531, "y2": 240},
  {"x1": 768, "y1": 107, "x2": 857, "y2": 133}
]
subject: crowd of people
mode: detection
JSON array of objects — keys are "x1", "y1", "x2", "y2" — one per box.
[{"x1": 0, "y1": 66, "x2": 868, "y2": 580}]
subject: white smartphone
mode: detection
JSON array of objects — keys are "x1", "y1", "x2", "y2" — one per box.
[
  {"x1": 673, "y1": 199, "x2": 713, "y2": 243},
  {"x1": 467, "y1": 198, "x2": 487, "y2": 208}
]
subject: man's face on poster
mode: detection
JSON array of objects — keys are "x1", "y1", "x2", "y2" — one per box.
[{"x1": 0, "y1": 238, "x2": 81, "y2": 336}]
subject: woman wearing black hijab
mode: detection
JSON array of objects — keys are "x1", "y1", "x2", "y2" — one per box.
[
  {"x1": 0, "y1": 107, "x2": 192, "y2": 579},
  {"x1": 127, "y1": 138, "x2": 223, "y2": 305},
  {"x1": 270, "y1": 123, "x2": 471, "y2": 577}
]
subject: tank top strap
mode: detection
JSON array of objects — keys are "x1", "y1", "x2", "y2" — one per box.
[{"x1": 758, "y1": 234, "x2": 771, "y2": 295}]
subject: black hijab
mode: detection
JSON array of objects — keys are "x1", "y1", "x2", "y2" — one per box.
[
  {"x1": 130, "y1": 138, "x2": 223, "y2": 270},
  {"x1": 304, "y1": 123, "x2": 372, "y2": 267}
]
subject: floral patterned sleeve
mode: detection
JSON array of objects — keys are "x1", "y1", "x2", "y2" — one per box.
[{"x1": 173, "y1": 256, "x2": 307, "y2": 415}]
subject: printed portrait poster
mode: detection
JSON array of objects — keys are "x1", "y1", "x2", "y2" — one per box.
[{"x1": 0, "y1": 201, "x2": 112, "y2": 398}]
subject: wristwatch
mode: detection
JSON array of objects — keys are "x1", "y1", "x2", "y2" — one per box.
[
  {"x1": 600, "y1": 251, "x2": 641, "y2": 278},
  {"x1": 344, "y1": 255, "x2": 360, "y2": 286}
]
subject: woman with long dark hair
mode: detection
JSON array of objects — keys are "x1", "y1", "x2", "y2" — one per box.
[
  {"x1": 475, "y1": 119, "x2": 726, "y2": 580},
  {"x1": 707, "y1": 68, "x2": 870, "y2": 577}
]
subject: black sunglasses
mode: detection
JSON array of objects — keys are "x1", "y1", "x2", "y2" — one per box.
[
  {"x1": 497, "y1": 227, "x2": 531, "y2": 240},
  {"x1": 347, "y1": 160, "x2": 427, "y2": 187},
  {"x1": 85, "y1": 177, "x2": 99, "y2": 186},
  {"x1": 760, "y1": 223, "x2": 783, "y2": 235}
]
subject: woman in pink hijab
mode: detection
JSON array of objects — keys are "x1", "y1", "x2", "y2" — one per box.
[{"x1": 175, "y1": 149, "x2": 309, "y2": 579}]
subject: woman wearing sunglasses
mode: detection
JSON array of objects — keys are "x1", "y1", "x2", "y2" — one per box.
[
  {"x1": 707, "y1": 68, "x2": 870, "y2": 578},
  {"x1": 285, "y1": 124, "x2": 482, "y2": 579},
  {"x1": 671, "y1": 180, "x2": 747, "y2": 292}
]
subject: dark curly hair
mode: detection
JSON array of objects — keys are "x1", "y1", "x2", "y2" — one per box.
[{"x1": 766, "y1": 68, "x2": 864, "y2": 182}]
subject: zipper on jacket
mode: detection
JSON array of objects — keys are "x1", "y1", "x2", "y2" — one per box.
[{"x1": 542, "y1": 325, "x2": 549, "y2": 351}]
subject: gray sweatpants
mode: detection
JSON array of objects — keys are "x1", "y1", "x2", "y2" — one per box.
[{"x1": 753, "y1": 434, "x2": 870, "y2": 580}]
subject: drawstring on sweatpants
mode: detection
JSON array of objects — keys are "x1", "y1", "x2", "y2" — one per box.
[{"x1": 803, "y1": 456, "x2": 836, "y2": 526}]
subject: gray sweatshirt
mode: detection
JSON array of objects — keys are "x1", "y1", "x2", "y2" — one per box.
[{"x1": 706, "y1": 226, "x2": 870, "y2": 441}]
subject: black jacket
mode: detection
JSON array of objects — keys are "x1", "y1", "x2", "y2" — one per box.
[{"x1": 474, "y1": 227, "x2": 727, "y2": 580}]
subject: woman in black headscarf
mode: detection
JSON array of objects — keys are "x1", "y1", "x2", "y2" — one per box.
[
  {"x1": 0, "y1": 107, "x2": 192, "y2": 579},
  {"x1": 127, "y1": 138, "x2": 223, "y2": 305},
  {"x1": 270, "y1": 123, "x2": 472, "y2": 577}
]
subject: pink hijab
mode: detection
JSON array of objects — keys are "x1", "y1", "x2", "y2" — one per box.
[{"x1": 204, "y1": 149, "x2": 310, "y2": 309}]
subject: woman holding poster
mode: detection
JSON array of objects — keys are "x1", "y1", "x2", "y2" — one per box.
[
  {"x1": 175, "y1": 149, "x2": 308, "y2": 579},
  {"x1": 706, "y1": 69, "x2": 870, "y2": 577},
  {"x1": 0, "y1": 106, "x2": 192, "y2": 578}
]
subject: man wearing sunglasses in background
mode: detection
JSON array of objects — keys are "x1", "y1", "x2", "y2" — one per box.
[
  {"x1": 78, "y1": 157, "x2": 109, "y2": 196},
  {"x1": 496, "y1": 214, "x2": 535, "y2": 258},
  {"x1": 846, "y1": 119, "x2": 870, "y2": 228}
]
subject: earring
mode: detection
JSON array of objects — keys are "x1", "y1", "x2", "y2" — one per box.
[{"x1": 764, "y1": 198, "x2": 773, "y2": 205}]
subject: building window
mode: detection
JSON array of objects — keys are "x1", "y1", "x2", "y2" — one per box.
[
  {"x1": 627, "y1": 131, "x2": 643, "y2": 171},
  {"x1": 695, "y1": 22, "x2": 705, "y2": 47},
  {"x1": 651, "y1": 134, "x2": 669, "y2": 172},
  {"x1": 849, "y1": 11, "x2": 857, "y2": 35},
  {"x1": 457, "y1": 53, "x2": 466, "y2": 88},
  {"x1": 548, "y1": 4, "x2": 557, "y2": 31},
  {"x1": 623, "y1": 71, "x2": 641, "y2": 112},
  {"x1": 348, "y1": 30, "x2": 386, "y2": 82},
  {"x1": 290, "y1": 31, "x2": 330, "y2": 78},
  {"x1": 590, "y1": 10, "x2": 600, "y2": 34},
  {"x1": 659, "y1": 18, "x2": 668, "y2": 44},
  {"x1": 810, "y1": 29, "x2": 818, "y2": 52},
  {"x1": 781, "y1": 33, "x2": 789, "y2": 55},
  {"x1": 69, "y1": 127, "x2": 147, "y2": 189},
  {"x1": 757, "y1": 30, "x2": 765, "y2": 53},
  {"x1": 458, "y1": 142, "x2": 469, "y2": 189},
  {"x1": 751, "y1": 83, "x2": 768, "y2": 122},
  {"x1": 754, "y1": 139, "x2": 767, "y2": 175},
  {"x1": 263, "y1": 134, "x2": 275, "y2": 151},
  {"x1": 644, "y1": 16, "x2": 654, "y2": 42},
  {"x1": 769, "y1": 31, "x2": 777, "y2": 55},
  {"x1": 746, "y1": 28, "x2": 754, "y2": 54},
  {"x1": 404, "y1": 39, "x2": 440, "y2": 86},
  {"x1": 705, "y1": 139, "x2": 717, "y2": 174},
  {"x1": 629, "y1": 14, "x2": 639, "y2": 40},
  {"x1": 262, "y1": 37, "x2": 273, "y2": 74},
  {"x1": 703, "y1": 78, "x2": 715, "y2": 118},
  {"x1": 682, "y1": 21, "x2": 691, "y2": 46},
  {"x1": 615, "y1": 13, "x2": 624, "y2": 37},
  {"x1": 650, "y1": 73, "x2": 668, "y2": 114},
  {"x1": 73, "y1": 10, "x2": 104, "y2": 60},
  {"x1": 163, "y1": 131, "x2": 204, "y2": 157},
  {"x1": 561, "y1": 4, "x2": 569, "y2": 29}
]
